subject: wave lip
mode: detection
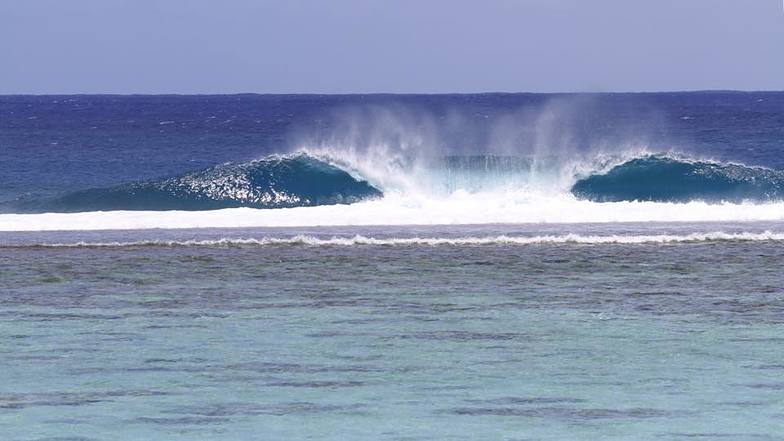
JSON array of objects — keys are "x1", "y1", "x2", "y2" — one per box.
[
  {"x1": 14, "y1": 231, "x2": 784, "y2": 248},
  {"x1": 16, "y1": 154, "x2": 382, "y2": 213},
  {"x1": 572, "y1": 155, "x2": 784, "y2": 203}
]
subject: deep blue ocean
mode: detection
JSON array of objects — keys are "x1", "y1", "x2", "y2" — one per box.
[
  {"x1": 1, "y1": 92, "x2": 784, "y2": 213},
  {"x1": 1, "y1": 93, "x2": 784, "y2": 440}
]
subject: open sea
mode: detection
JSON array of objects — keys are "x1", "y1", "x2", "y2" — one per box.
[{"x1": 1, "y1": 93, "x2": 784, "y2": 440}]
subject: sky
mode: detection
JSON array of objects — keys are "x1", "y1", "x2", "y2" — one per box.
[{"x1": 1, "y1": 0, "x2": 783, "y2": 94}]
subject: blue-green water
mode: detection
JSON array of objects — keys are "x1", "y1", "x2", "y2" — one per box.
[
  {"x1": 2, "y1": 224, "x2": 783, "y2": 440},
  {"x1": 2, "y1": 93, "x2": 784, "y2": 440}
]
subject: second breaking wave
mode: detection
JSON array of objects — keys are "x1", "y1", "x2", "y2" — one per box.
[{"x1": 10, "y1": 231, "x2": 784, "y2": 248}]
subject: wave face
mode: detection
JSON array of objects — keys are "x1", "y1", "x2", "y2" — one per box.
[
  {"x1": 20, "y1": 155, "x2": 382, "y2": 213},
  {"x1": 571, "y1": 156, "x2": 784, "y2": 203}
]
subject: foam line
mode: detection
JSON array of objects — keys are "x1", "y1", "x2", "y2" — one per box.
[{"x1": 9, "y1": 231, "x2": 784, "y2": 248}]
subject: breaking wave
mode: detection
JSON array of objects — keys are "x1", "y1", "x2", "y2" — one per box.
[
  {"x1": 12, "y1": 152, "x2": 784, "y2": 213},
  {"x1": 572, "y1": 155, "x2": 784, "y2": 202},
  {"x1": 14, "y1": 154, "x2": 381, "y2": 213},
  {"x1": 3, "y1": 150, "x2": 784, "y2": 231}
]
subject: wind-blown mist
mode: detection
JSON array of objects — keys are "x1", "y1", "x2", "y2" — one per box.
[{"x1": 294, "y1": 97, "x2": 658, "y2": 196}]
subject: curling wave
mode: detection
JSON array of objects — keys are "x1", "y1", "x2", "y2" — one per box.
[
  {"x1": 15, "y1": 154, "x2": 381, "y2": 213},
  {"x1": 571, "y1": 155, "x2": 784, "y2": 203}
]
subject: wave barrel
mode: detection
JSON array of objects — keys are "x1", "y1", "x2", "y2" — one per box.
[{"x1": 571, "y1": 156, "x2": 784, "y2": 203}]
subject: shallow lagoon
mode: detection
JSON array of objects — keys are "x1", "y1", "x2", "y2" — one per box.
[{"x1": 2, "y1": 223, "x2": 783, "y2": 440}]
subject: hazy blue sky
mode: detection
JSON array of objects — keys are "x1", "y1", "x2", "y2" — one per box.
[{"x1": 1, "y1": 0, "x2": 783, "y2": 94}]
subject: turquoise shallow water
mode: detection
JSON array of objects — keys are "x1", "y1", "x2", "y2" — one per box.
[{"x1": 1, "y1": 224, "x2": 783, "y2": 440}]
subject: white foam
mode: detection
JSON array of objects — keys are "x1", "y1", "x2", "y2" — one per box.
[
  {"x1": 2, "y1": 193, "x2": 784, "y2": 232},
  {"x1": 18, "y1": 231, "x2": 784, "y2": 248}
]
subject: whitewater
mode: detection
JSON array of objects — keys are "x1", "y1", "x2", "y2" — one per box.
[{"x1": 3, "y1": 196, "x2": 784, "y2": 232}]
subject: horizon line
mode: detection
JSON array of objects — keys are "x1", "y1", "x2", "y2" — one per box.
[{"x1": 2, "y1": 89, "x2": 784, "y2": 97}]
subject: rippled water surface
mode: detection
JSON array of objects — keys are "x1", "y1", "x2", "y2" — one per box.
[{"x1": 2, "y1": 224, "x2": 784, "y2": 440}]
